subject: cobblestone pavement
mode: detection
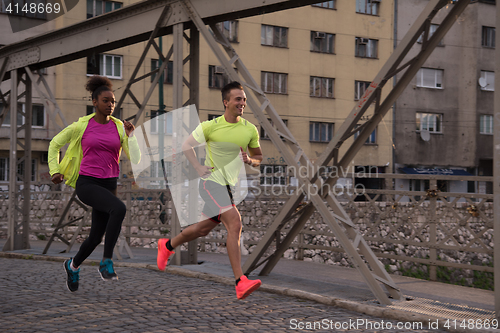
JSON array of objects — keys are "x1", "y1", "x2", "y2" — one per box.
[{"x1": 0, "y1": 258, "x2": 448, "y2": 333}]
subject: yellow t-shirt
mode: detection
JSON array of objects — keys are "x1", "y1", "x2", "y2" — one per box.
[{"x1": 192, "y1": 115, "x2": 260, "y2": 186}]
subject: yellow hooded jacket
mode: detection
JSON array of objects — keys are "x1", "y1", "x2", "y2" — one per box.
[{"x1": 48, "y1": 113, "x2": 141, "y2": 188}]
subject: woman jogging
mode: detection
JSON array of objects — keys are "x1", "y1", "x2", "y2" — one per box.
[{"x1": 48, "y1": 75, "x2": 140, "y2": 292}]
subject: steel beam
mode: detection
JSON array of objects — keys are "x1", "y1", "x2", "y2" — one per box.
[
  {"x1": 258, "y1": 0, "x2": 460, "y2": 275},
  {"x1": 22, "y1": 72, "x2": 32, "y2": 250},
  {"x1": 3, "y1": 68, "x2": 31, "y2": 251},
  {"x1": 169, "y1": 22, "x2": 184, "y2": 266},
  {"x1": 113, "y1": 3, "x2": 173, "y2": 125},
  {"x1": 42, "y1": 192, "x2": 91, "y2": 254},
  {"x1": 181, "y1": 0, "x2": 401, "y2": 305},
  {"x1": 494, "y1": 0, "x2": 500, "y2": 320},
  {"x1": 334, "y1": 0, "x2": 469, "y2": 172},
  {"x1": 0, "y1": 0, "x2": 322, "y2": 77},
  {"x1": 243, "y1": 0, "x2": 470, "y2": 279},
  {"x1": 43, "y1": 4, "x2": 175, "y2": 255},
  {"x1": 317, "y1": 0, "x2": 451, "y2": 169},
  {"x1": 4, "y1": 0, "x2": 475, "y2": 306},
  {"x1": 3, "y1": 69, "x2": 18, "y2": 251},
  {"x1": 24, "y1": 68, "x2": 67, "y2": 131},
  {"x1": 187, "y1": 27, "x2": 200, "y2": 265}
]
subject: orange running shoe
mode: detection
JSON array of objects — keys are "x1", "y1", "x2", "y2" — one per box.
[
  {"x1": 235, "y1": 275, "x2": 262, "y2": 300},
  {"x1": 157, "y1": 238, "x2": 175, "y2": 271}
]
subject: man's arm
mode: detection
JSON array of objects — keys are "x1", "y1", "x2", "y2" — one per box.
[
  {"x1": 241, "y1": 146, "x2": 263, "y2": 167},
  {"x1": 182, "y1": 134, "x2": 213, "y2": 178}
]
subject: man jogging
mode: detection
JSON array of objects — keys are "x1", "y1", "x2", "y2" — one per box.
[{"x1": 157, "y1": 81, "x2": 263, "y2": 299}]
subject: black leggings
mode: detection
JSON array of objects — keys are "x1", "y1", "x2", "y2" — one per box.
[{"x1": 73, "y1": 175, "x2": 126, "y2": 267}]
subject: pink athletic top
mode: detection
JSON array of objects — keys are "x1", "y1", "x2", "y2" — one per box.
[{"x1": 79, "y1": 118, "x2": 121, "y2": 178}]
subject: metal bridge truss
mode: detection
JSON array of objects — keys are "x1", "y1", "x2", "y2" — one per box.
[{"x1": 0, "y1": 0, "x2": 473, "y2": 305}]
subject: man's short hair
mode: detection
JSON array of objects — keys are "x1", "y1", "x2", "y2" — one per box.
[{"x1": 221, "y1": 81, "x2": 244, "y2": 103}]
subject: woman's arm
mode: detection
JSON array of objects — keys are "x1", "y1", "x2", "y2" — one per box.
[{"x1": 48, "y1": 123, "x2": 75, "y2": 178}]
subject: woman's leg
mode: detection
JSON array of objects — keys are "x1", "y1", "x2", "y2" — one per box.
[
  {"x1": 74, "y1": 177, "x2": 126, "y2": 265},
  {"x1": 101, "y1": 188, "x2": 126, "y2": 259},
  {"x1": 72, "y1": 208, "x2": 108, "y2": 267}
]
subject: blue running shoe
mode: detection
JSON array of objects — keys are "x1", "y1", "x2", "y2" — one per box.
[
  {"x1": 99, "y1": 259, "x2": 118, "y2": 280},
  {"x1": 63, "y1": 259, "x2": 80, "y2": 292}
]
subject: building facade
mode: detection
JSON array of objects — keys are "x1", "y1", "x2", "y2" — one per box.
[
  {"x1": 0, "y1": 0, "x2": 395, "y2": 194},
  {"x1": 394, "y1": 0, "x2": 496, "y2": 195}
]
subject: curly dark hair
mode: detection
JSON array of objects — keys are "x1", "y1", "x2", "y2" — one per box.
[{"x1": 85, "y1": 75, "x2": 113, "y2": 101}]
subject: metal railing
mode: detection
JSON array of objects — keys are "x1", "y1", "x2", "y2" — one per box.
[{"x1": 0, "y1": 174, "x2": 493, "y2": 283}]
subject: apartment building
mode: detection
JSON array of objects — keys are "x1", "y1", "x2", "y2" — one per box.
[
  {"x1": 0, "y1": 0, "x2": 395, "y2": 192},
  {"x1": 394, "y1": 0, "x2": 496, "y2": 195}
]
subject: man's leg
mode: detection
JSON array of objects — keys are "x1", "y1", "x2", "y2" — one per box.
[
  {"x1": 219, "y1": 207, "x2": 243, "y2": 279},
  {"x1": 157, "y1": 218, "x2": 217, "y2": 271},
  {"x1": 171, "y1": 218, "x2": 218, "y2": 248},
  {"x1": 219, "y1": 206, "x2": 262, "y2": 299}
]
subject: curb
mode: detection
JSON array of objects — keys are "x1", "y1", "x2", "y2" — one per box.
[{"x1": 0, "y1": 252, "x2": 488, "y2": 333}]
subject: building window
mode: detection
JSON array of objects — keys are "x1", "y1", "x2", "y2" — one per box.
[
  {"x1": 150, "y1": 110, "x2": 173, "y2": 135},
  {"x1": 32, "y1": 104, "x2": 45, "y2": 127},
  {"x1": 310, "y1": 122, "x2": 334, "y2": 142},
  {"x1": 0, "y1": 158, "x2": 6, "y2": 181},
  {"x1": 2, "y1": 105, "x2": 23, "y2": 127},
  {"x1": 416, "y1": 68, "x2": 443, "y2": 89},
  {"x1": 260, "y1": 119, "x2": 288, "y2": 140},
  {"x1": 355, "y1": 37, "x2": 378, "y2": 58},
  {"x1": 87, "y1": 54, "x2": 122, "y2": 79},
  {"x1": 417, "y1": 24, "x2": 443, "y2": 46},
  {"x1": 1, "y1": 0, "x2": 47, "y2": 19},
  {"x1": 310, "y1": 76, "x2": 334, "y2": 98},
  {"x1": 87, "y1": 0, "x2": 122, "y2": 19},
  {"x1": 260, "y1": 165, "x2": 287, "y2": 186},
  {"x1": 2, "y1": 103, "x2": 45, "y2": 127},
  {"x1": 215, "y1": 21, "x2": 238, "y2": 43},
  {"x1": 354, "y1": 81, "x2": 371, "y2": 100},
  {"x1": 209, "y1": 65, "x2": 231, "y2": 89},
  {"x1": 482, "y1": 26, "x2": 495, "y2": 48},
  {"x1": 312, "y1": 1, "x2": 336, "y2": 9},
  {"x1": 310, "y1": 31, "x2": 335, "y2": 54},
  {"x1": 416, "y1": 112, "x2": 442, "y2": 133},
  {"x1": 354, "y1": 127, "x2": 377, "y2": 144},
  {"x1": 32, "y1": 159, "x2": 37, "y2": 181},
  {"x1": 151, "y1": 59, "x2": 173, "y2": 84},
  {"x1": 480, "y1": 115, "x2": 493, "y2": 135},
  {"x1": 480, "y1": 71, "x2": 495, "y2": 91},
  {"x1": 356, "y1": 0, "x2": 379, "y2": 15},
  {"x1": 261, "y1": 72, "x2": 288, "y2": 94},
  {"x1": 87, "y1": 105, "x2": 95, "y2": 115},
  {"x1": 0, "y1": 157, "x2": 36, "y2": 182},
  {"x1": 150, "y1": 161, "x2": 172, "y2": 181},
  {"x1": 261, "y1": 25, "x2": 288, "y2": 48},
  {"x1": 17, "y1": 159, "x2": 37, "y2": 181}
]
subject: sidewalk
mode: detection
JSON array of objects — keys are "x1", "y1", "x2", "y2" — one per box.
[{"x1": 0, "y1": 239, "x2": 496, "y2": 331}]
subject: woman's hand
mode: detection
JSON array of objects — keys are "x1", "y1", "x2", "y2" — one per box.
[
  {"x1": 124, "y1": 120, "x2": 135, "y2": 137},
  {"x1": 51, "y1": 173, "x2": 64, "y2": 184}
]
